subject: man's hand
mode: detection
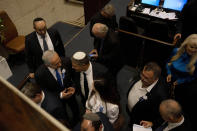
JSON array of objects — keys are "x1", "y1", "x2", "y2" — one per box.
[
  {"x1": 166, "y1": 74, "x2": 172, "y2": 83},
  {"x1": 173, "y1": 81, "x2": 178, "y2": 86},
  {"x1": 29, "y1": 73, "x2": 35, "y2": 78},
  {"x1": 67, "y1": 87, "x2": 75, "y2": 94},
  {"x1": 89, "y1": 49, "x2": 98, "y2": 58},
  {"x1": 61, "y1": 87, "x2": 75, "y2": 99},
  {"x1": 173, "y1": 33, "x2": 181, "y2": 41},
  {"x1": 140, "y1": 120, "x2": 153, "y2": 128}
]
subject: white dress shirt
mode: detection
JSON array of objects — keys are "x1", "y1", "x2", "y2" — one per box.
[
  {"x1": 48, "y1": 67, "x2": 63, "y2": 84},
  {"x1": 80, "y1": 62, "x2": 93, "y2": 97},
  {"x1": 127, "y1": 79, "x2": 158, "y2": 112},
  {"x1": 86, "y1": 90, "x2": 119, "y2": 124},
  {"x1": 164, "y1": 116, "x2": 184, "y2": 131},
  {"x1": 36, "y1": 32, "x2": 54, "y2": 51}
]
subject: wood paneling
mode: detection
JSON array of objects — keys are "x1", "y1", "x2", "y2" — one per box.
[{"x1": 0, "y1": 76, "x2": 69, "y2": 131}]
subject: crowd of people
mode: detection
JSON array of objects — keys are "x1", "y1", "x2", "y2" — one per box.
[{"x1": 21, "y1": 2, "x2": 197, "y2": 131}]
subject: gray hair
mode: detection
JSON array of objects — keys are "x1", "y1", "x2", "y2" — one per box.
[
  {"x1": 102, "y1": 4, "x2": 115, "y2": 17},
  {"x1": 144, "y1": 62, "x2": 161, "y2": 79},
  {"x1": 21, "y1": 83, "x2": 42, "y2": 99},
  {"x1": 82, "y1": 113, "x2": 102, "y2": 130},
  {"x1": 93, "y1": 23, "x2": 109, "y2": 35},
  {"x1": 160, "y1": 99, "x2": 182, "y2": 120},
  {"x1": 71, "y1": 51, "x2": 89, "y2": 66},
  {"x1": 42, "y1": 50, "x2": 57, "y2": 65}
]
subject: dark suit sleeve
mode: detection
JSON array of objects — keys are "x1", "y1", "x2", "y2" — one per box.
[
  {"x1": 61, "y1": 57, "x2": 74, "y2": 88},
  {"x1": 112, "y1": 15, "x2": 118, "y2": 29},
  {"x1": 54, "y1": 29, "x2": 65, "y2": 57},
  {"x1": 25, "y1": 36, "x2": 34, "y2": 73},
  {"x1": 98, "y1": 31, "x2": 120, "y2": 63}
]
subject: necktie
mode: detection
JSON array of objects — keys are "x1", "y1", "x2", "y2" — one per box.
[
  {"x1": 55, "y1": 69, "x2": 63, "y2": 87},
  {"x1": 155, "y1": 122, "x2": 168, "y2": 131},
  {"x1": 42, "y1": 36, "x2": 48, "y2": 51},
  {"x1": 83, "y1": 72, "x2": 89, "y2": 100}
]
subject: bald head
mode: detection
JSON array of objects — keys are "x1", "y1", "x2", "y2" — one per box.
[
  {"x1": 81, "y1": 113, "x2": 102, "y2": 131},
  {"x1": 159, "y1": 99, "x2": 182, "y2": 123},
  {"x1": 92, "y1": 23, "x2": 108, "y2": 39}
]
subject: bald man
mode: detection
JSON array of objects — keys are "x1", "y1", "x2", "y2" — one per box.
[
  {"x1": 140, "y1": 99, "x2": 192, "y2": 131},
  {"x1": 73, "y1": 112, "x2": 114, "y2": 131},
  {"x1": 89, "y1": 23, "x2": 122, "y2": 75},
  {"x1": 25, "y1": 17, "x2": 65, "y2": 78}
]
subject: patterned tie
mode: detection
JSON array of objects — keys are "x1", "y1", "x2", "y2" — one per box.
[
  {"x1": 155, "y1": 122, "x2": 168, "y2": 131},
  {"x1": 83, "y1": 72, "x2": 89, "y2": 100},
  {"x1": 42, "y1": 36, "x2": 48, "y2": 51},
  {"x1": 55, "y1": 69, "x2": 63, "y2": 87}
]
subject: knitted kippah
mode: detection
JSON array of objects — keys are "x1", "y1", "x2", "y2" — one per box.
[{"x1": 73, "y1": 51, "x2": 86, "y2": 60}]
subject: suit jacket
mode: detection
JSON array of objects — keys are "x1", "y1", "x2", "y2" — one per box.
[
  {"x1": 96, "y1": 30, "x2": 121, "y2": 69},
  {"x1": 41, "y1": 90, "x2": 67, "y2": 120},
  {"x1": 169, "y1": 115, "x2": 192, "y2": 131},
  {"x1": 25, "y1": 28, "x2": 65, "y2": 73},
  {"x1": 127, "y1": 77, "x2": 169, "y2": 129},
  {"x1": 72, "y1": 62, "x2": 108, "y2": 101},
  {"x1": 176, "y1": 1, "x2": 197, "y2": 40},
  {"x1": 35, "y1": 57, "x2": 73, "y2": 96}
]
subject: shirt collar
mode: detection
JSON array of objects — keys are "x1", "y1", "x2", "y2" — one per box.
[
  {"x1": 167, "y1": 116, "x2": 184, "y2": 129},
  {"x1": 36, "y1": 31, "x2": 48, "y2": 39},
  {"x1": 84, "y1": 62, "x2": 92, "y2": 75},
  {"x1": 140, "y1": 79, "x2": 158, "y2": 92}
]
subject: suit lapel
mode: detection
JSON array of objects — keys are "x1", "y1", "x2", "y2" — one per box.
[
  {"x1": 33, "y1": 32, "x2": 43, "y2": 55},
  {"x1": 44, "y1": 66, "x2": 61, "y2": 88}
]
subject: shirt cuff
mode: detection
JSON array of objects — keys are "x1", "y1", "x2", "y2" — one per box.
[{"x1": 60, "y1": 92, "x2": 63, "y2": 99}]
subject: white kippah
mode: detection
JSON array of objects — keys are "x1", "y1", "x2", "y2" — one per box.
[{"x1": 73, "y1": 51, "x2": 86, "y2": 60}]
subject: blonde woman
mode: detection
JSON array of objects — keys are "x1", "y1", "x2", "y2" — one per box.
[
  {"x1": 166, "y1": 34, "x2": 197, "y2": 86},
  {"x1": 166, "y1": 34, "x2": 197, "y2": 130}
]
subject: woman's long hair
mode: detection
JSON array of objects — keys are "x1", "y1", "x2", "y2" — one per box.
[
  {"x1": 168, "y1": 34, "x2": 197, "y2": 74},
  {"x1": 93, "y1": 73, "x2": 120, "y2": 106}
]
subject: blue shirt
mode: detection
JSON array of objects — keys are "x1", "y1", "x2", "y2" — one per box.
[{"x1": 166, "y1": 48, "x2": 197, "y2": 84}]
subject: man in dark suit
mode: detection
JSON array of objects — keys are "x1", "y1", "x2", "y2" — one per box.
[
  {"x1": 25, "y1": 17, "x2": 65, "y2": 78},
  {"x1": 127, "y1": 62, "x2": 169, "y2": 130},
  {"x1": 141, "y1": 99, "x2": 192, "y2": 131},
  {"x1": 89, "y1": 23, "x2": 122, "y2": 75},
  {"x1": 73, "y1": 112, "x2": 114, "y2": 131},
  {"x1": 34, "y1": 50, "x2": 79, "y2": 127},
  {"x1": 21, "y1": 82, "x2": 67, "y2": 121},
  {"x1": 173, "y1": 0, "x2": 197, "y2": 44},
  {"x1": 89, "y1": 4, "x2": 118, "y2": 51},
  {"x1": 71, "y1": 51, "x2": 109, "y2": 105}
]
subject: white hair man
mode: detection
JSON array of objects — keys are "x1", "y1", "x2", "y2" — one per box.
[
  {"x1": 89, "y1": 23, "x2": 122, "y2": 75},
  {"x1": 35, "y1": 50, "x2": 80, "y2": 127}
]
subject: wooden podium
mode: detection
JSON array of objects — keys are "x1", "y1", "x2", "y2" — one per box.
[{"x1": 0, "y1": 76, "x2": 69, "y2": 131}]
